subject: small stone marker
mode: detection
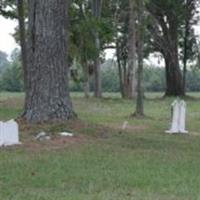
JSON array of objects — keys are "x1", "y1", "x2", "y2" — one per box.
[
  {"x1": 165, "y1": 99, "x2": 188, "y2": 134},
  {"x1": 122, "y1": 121, "x2": 128, "y2": 130},
  {"x1": 0, "y1": 119, "x2": 20, "y2": 147}
]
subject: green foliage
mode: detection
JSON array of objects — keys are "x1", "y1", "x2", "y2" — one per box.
[
  {"x1": 101, "y1": 64, "x2": 120, "y2": 92},
  {"x1": 144, "y1": 67, "x2": 166, "y2": 92},
  {"x1": 69, "y1": 0, "x2": 115, "y2": 64},
  {"x1": 0, "y1": 50, "x2": 8, "y2": 74},
  {"x1": 0, "y1": 0, "x2": 17, "y2": 19},
  {"x1": 186, "y1": 68, "x2": 200, "y2": 91},
  {"x1": 0, "y1": 49, "x2": 23, "y2": 92},
  {"x1": 69, "y1": 60, "x2": 200, "y2": 93},
  {"x1": 147, "y1": 0, "x2": 199, "y2": 63}
]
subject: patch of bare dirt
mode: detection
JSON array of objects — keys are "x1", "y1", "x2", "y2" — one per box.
[
  {"x1": 6, "y1": 119, "x2": 113, "y2": 152},
  {"x1": 0, "y1": 97, "x2": 23, "y2": 108},
  {"x1": 106, "y1": 123, "x2": 148, "y2": 132},
  {"x1": 21, "y1": 134, "x2": 88, "y2": 152}
]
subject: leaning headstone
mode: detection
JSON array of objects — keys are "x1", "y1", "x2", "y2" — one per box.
[
  {"x1": 0, "y1": 119, "x2": 20, "y2": 147},
  {"x1": 165, "y1": 99, "x2": 188, "y2": 134}
]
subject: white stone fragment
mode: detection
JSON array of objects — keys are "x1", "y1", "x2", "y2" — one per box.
[
  {"x1": 35, "y1": 132, "x2": 47, "y2": 140},
  {"x1": 0, "y1": 119, "x2": 20, "y2": 147},
  {"x1": 59, "y1": 132, "x2": 74, "y2": 137},
  {"x1": 35, "y1": 132, "x2": 51, "y2": 141}
]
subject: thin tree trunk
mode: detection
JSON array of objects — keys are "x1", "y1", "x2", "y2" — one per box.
[
  {"x1": 116, "y1": 42, "x2": 125, "y2": 98},
  {"x1": 23, "y1": 0, "x2": 76, "y2": 123},
  {"x1": 127, "y1": 0, "x2": 137, "y2": 99},
  {"x1": 17, "y1": 0, "x2": 28, "y2": 111},
  {"x1": 135, "y1": 0, "x2": 144, "y2": 117},
  {"x1": 123, "y1": 59, "x2": 128, "y2": 98},
  {"x1": 94, "y1": 41, "x2": 102, "y2": 98},
  {"x1": 92, "y1": 0, "x2": 102, "y2": 98},
  {"x1": 83, "y1": 62, "x2": 90, "y2": 98},
  {"x1": 183, "y1": 4, "x2": 190, "y2": 95}
]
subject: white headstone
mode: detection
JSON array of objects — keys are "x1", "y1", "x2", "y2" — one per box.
[
  {"x1": 165, "y1": 99, "x2": 188, "y2": 134},
  {"x1": 0, "y1": 119, "x2": 20, "y2": 147},
  {"x1": 179, "y1": 100, "x2": 188, "y2": 133}
]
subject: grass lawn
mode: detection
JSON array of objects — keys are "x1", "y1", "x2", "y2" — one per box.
[{"x1": 1, "y1": 92, "x2": 200, "y2": 199}]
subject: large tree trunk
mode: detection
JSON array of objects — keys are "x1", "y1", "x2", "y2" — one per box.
[
  {"x1": 127, "y1": 0, "x2": 137, "y2": 99},
  {"x1": 164, "y1": 19, "x2": 184, "y2": 96},
  {"x1": 92, "y1": 0, "x2": 102, "y2": 98},
  {"x1": 164, "y1": 53, "x2": 184, "y2": 96},
  {"x1": 22, "y1": 0, "x2": 75, "y2": 123}
]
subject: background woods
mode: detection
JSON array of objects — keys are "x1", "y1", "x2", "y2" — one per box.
[{"x1": 0, "y1": 0, "x2": 200, "y2": 121}]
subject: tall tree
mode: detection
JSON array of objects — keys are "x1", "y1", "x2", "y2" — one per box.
[
  {"x1": 181, "y1": 0, "x2": 197, "y2": 94},
  {"x1": 70, "y1": 0, "x2": 113, "y2": 98},
  {"x1": 113, "y1": 0, "x2": 133, "y2": 98},
  {"x1": 135, "y1": 0, "x2": 144, "y2": 116},
  {"x1": 147, "y1": 0, "x2": 184, "y2": 96},
  {"x1": 127, "y1": 0, "x2": 137, "y2": 98},
  {"x1": 113, "y1": 0, "x2": 139, "y2": 99},
  {"x1": 111, "y1": 0, "x2": 128, "y2": 98},
  {"x1": 22, "y1": 0, "x2": 75, "y2": 123},
  {"x1": 70, "y1": 1, "x2": 93, "y2": 98},
  {"x1": 16, "y1": 0, "x2": 28, "y2": 106},
  {"x1": 92, "y1": 0, "x2": 102, "y2": 98}
]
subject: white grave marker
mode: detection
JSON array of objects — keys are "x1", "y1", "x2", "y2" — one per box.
[
  {"x1": 165, "y1": 99, "x2": 188, "y2": 134},
  {"x1": 0, "y1": 119, "x2": 20, "y2": 147}
]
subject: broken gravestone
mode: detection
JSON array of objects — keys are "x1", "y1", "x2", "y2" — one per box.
[
  {"x1": 35, "y1": 132, "x2": 51, "y2": 141},
  {"x1": 165, "y1": 99, "x2": 188, "y2": 134},
  {"x1": 0, "y1": 119, "x2": 20, "y2": 147},
  {"x1": 59, "y1": 132, "x2": 74, "y2": 137}
]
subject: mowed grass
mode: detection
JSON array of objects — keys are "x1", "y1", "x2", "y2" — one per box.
[{"x1": 1, "y1": 92, "x2": 200, "y2": 199}]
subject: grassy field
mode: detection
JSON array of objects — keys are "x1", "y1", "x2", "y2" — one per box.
[{"x1": 1, "y1": 92, "x2": 200, "y2": 199}]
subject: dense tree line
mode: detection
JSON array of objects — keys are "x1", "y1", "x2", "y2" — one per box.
[
  {"x1": 1, "y1": 54, "x2": 200, "y2": 93},
  {"x1": 0, "y1": 0, "x2": 200, "y2": 122},
  {"x1": 0, "y1": 49, "x2": 23, "y2": 92}
]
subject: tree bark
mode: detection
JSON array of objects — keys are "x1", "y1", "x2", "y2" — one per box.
[
  {"x1": 164, "y1": 53, "x2": 184, "y2": 96},
  {"x1": 17, "y1": 0, "x2": 28, "y2": 110},
  {"x1": 164, "y1": 19, "x2": 184, "y2": 96},
  {"x1": 183, "y1": 0, "x2": 190, "y2": 95},
  {"x1": 94, "y1": 41, "x2": 102, "y2": 98},
  {"x1": 116, "y1": 41, "x2": 125, "y2": 98},
  {"x1": 92, "y1": 0, "x2": 102, "y2": 98},
  {"x1": 127, "y1": 0, "x2": 137, "y2": 99},
  {"x1": 23, "y1": 0, "x2": 76, "y2": 123},
  {"x1": 82, "y1": 62, "x2": 90, "y2": 98},
  {"x1": 147, "y1": 1, "x2": 184, "y2": 97},
  {"x1": 135, "y1": 0, "x2": 144, "y2": 116}
]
